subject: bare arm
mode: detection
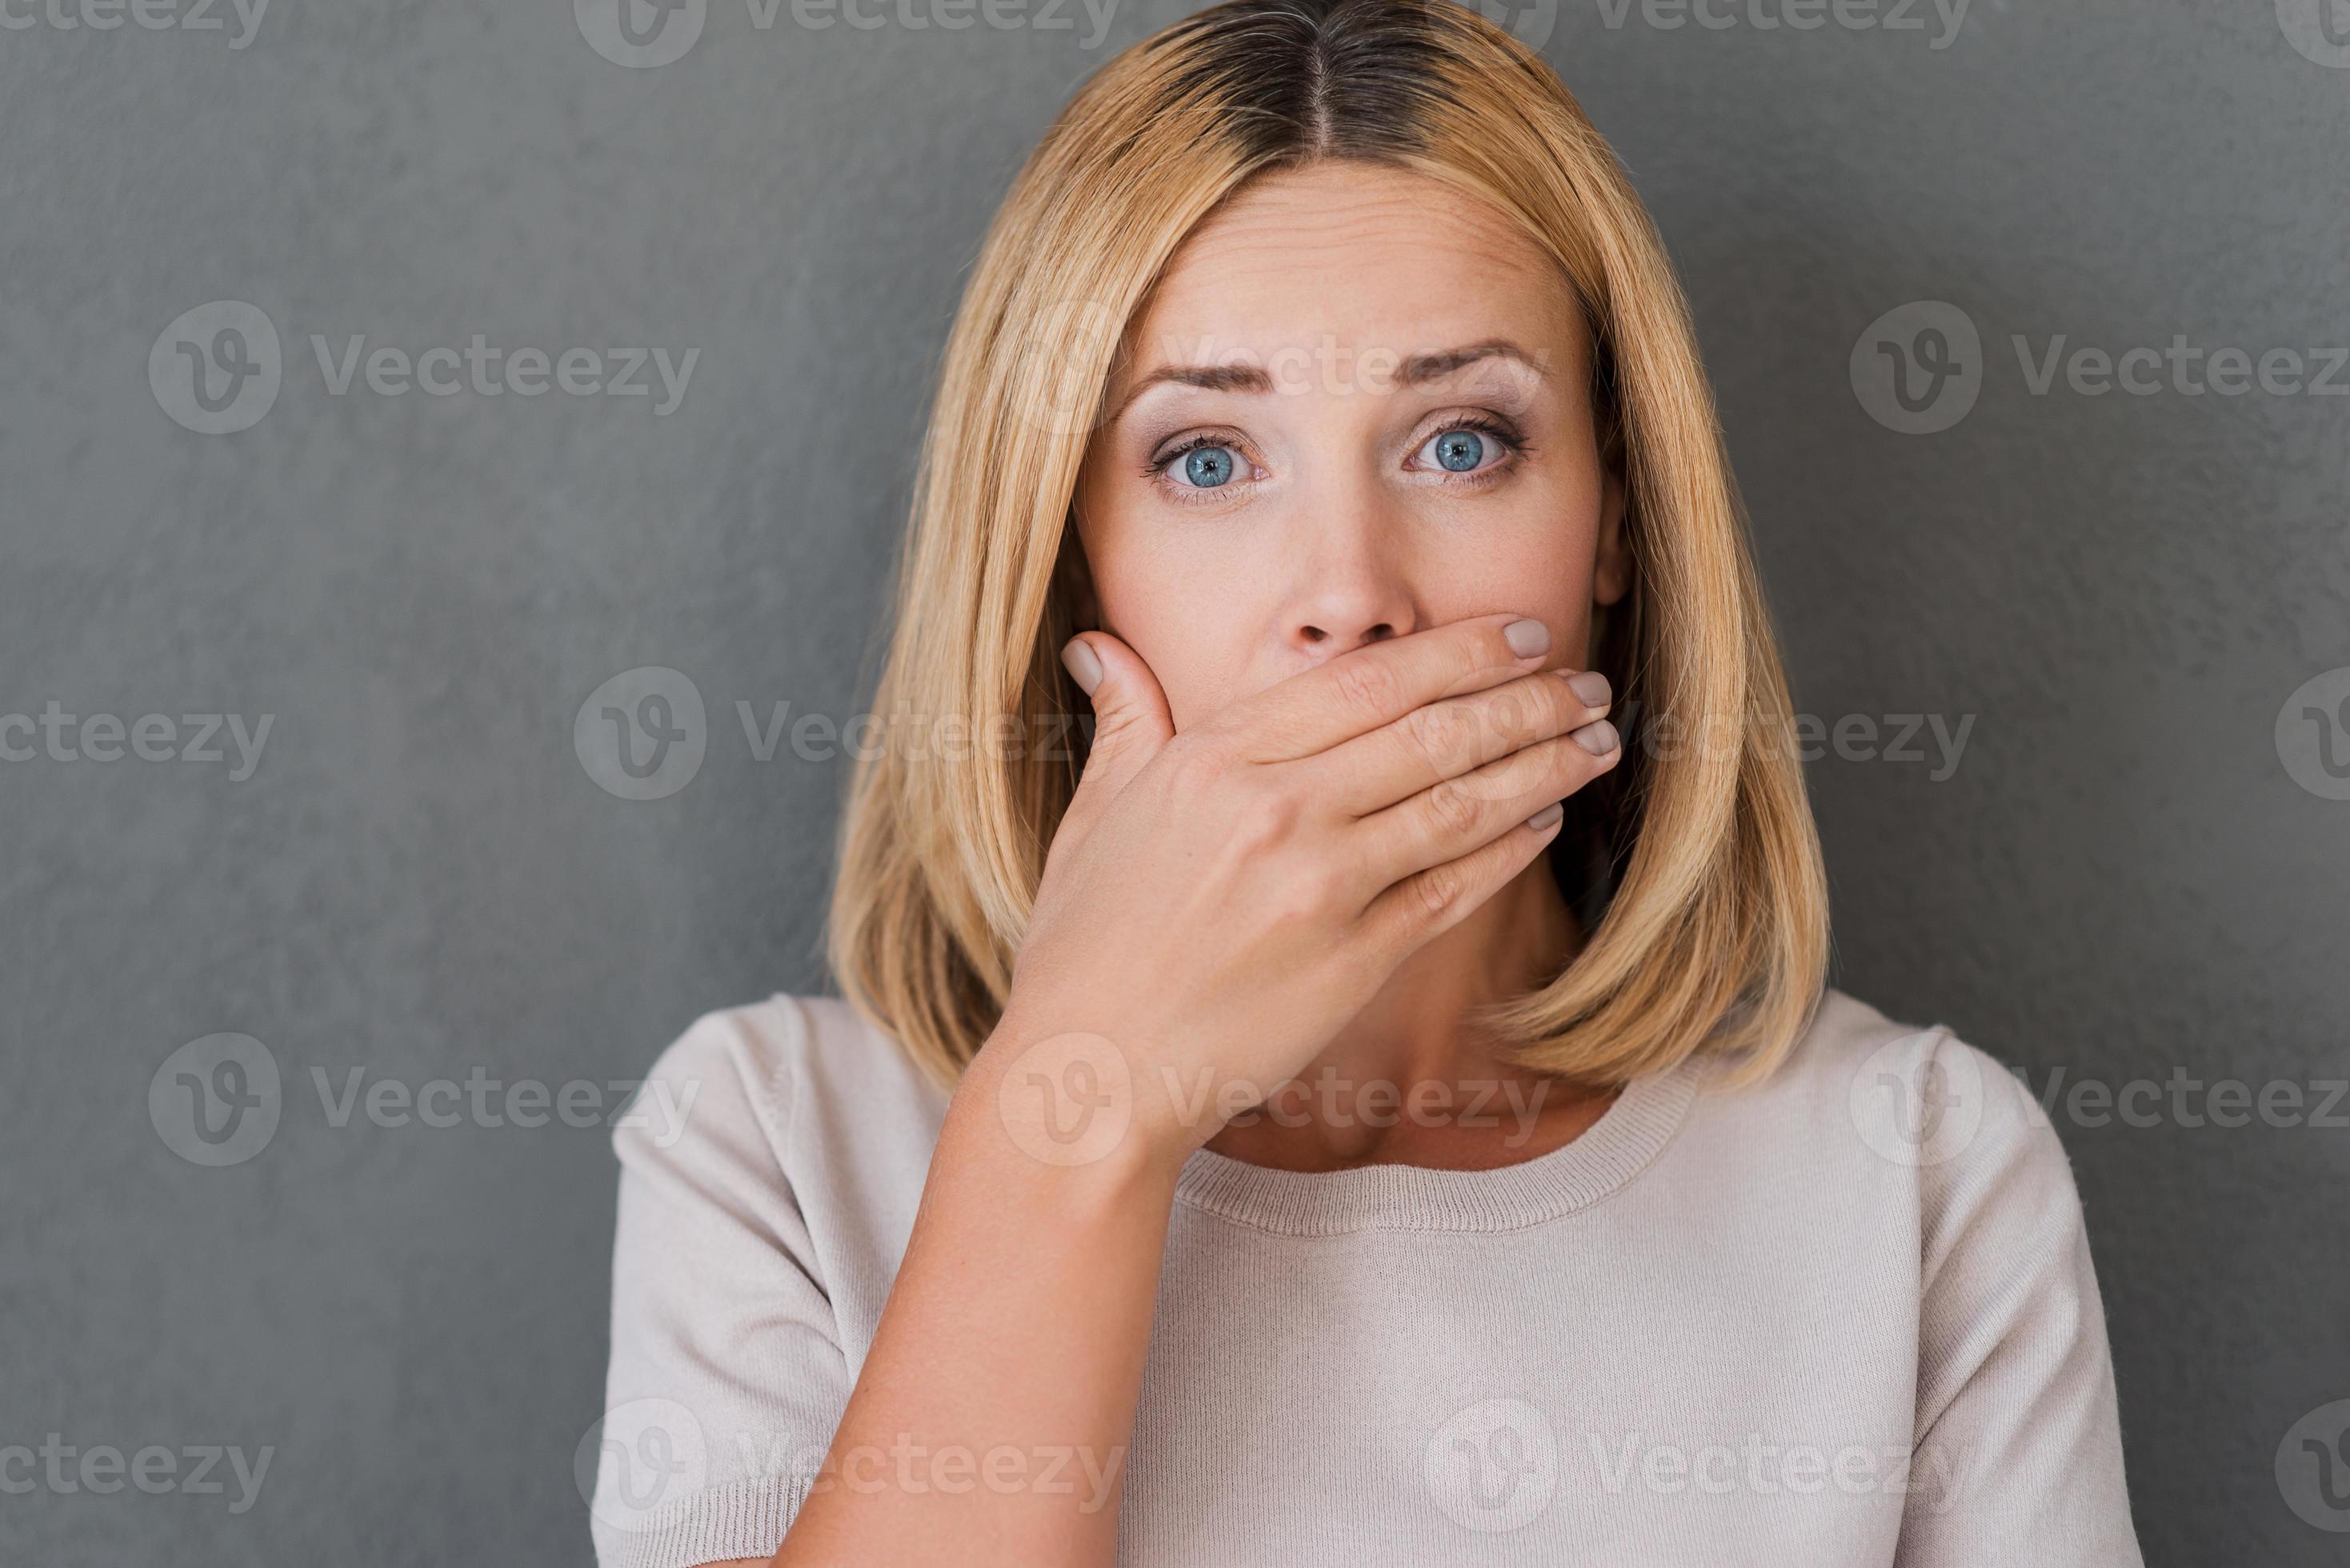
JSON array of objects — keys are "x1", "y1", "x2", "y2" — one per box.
[{"x1": 765, "y1": 1032, "x2": 1181, "y2": 1566}]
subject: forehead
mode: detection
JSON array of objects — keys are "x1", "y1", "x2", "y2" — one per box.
[{"x1": 1119, "y1": 161, "x2": 1586, "y2": 380}]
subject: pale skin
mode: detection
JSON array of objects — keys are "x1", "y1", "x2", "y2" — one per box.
[{"x1": 739, "y1": 161, "x2": 1635, "y2": 1567}]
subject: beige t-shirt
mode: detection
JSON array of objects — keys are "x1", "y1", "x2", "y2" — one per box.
[{"x1": 588, "y1": 987, "x2": 2143, "y2": 1567}]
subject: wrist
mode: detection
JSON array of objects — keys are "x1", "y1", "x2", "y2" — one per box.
[{"x1": 958, "y1": 1006, "x2": 1205, "y2": 1189}]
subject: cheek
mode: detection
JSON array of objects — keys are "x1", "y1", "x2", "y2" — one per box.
[
  {"x1": 1083, "y1": 542, "x2": 1261, "y2": 731},
  {"x1": 1478, "y1": 532, "x2": 1595, "y2": 650},
  {"x1": 1439, "y1": 481, "x2": 1605, "y2": 662}
]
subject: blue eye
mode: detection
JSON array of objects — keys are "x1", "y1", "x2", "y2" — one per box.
[
  {"x1": 1415, "y1": 419, "x2": 1523, "y2": 477},
  {"x1": 1183, "y1": 446, "x2": 1237, "y2": 488},
  {"x1": 1431, "y1": 430, "x2": 1487, "y2": 472},
  {"x1": 1154, "y1": 438, "x2": 1254, "y2": 493}
]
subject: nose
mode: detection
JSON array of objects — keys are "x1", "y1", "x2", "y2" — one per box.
[{"x1": 1279, "y1": 503, "x2": 1421, "y2": 661}]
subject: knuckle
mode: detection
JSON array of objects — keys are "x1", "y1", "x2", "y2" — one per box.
[
  {"x1": 1412, "y1": 861, "x2": 1466, "y2": 922},
  {"x1": 1421, "y1": 775, "x2": 1484, "y2": 839},
  {"x1": 1465, "y1": 626, "x2": 1512, "y2": 683},
  {"x1": 1271, "y1": 861, "x2": 1350, "y2": 926},
  {"x1": 1536, "y1": 678, "x2": 1579, "y2": 733},
  {"x1": 1226, "y1": 774, "x2": 1303, "y2": 849},
  {"x1": 1403, "y1": 700, "x2": 1471, "y2": 767},
  {"x1": 1491, "y1": 681, "x2": 1550, "y2": 745},
  {"x1": 1331, "y1": 656, "x2": 1407, "y2": 726}
]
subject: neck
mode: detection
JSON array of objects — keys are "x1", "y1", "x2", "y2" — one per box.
[{"x1": 1203, "y1": 855, "x2": 1618, "y2": 1172}]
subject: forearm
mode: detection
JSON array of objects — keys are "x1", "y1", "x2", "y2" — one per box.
[{"x1": 773, "y1": 1025, "x2": 1182, "y2": 1567}]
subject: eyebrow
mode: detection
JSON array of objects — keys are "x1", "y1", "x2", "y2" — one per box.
[{"x1": 1105, "y1": 338, "x2": 1547, "y2": 426}]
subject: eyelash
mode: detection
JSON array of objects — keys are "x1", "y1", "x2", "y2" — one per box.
[{"x1": 1143, "y1": 413, "x2": 1532, "y2": 506}]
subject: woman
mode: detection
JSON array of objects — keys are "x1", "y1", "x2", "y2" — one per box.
[{"x1": 590, "y1": 1, "x2": 2144, "y2": 1562}]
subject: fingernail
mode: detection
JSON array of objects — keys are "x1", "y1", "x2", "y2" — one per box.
[
  {"x1": 1526, "y1": 802, "x2": 1564, "y2": 831},
  {"x1": 1503, "y1": 618, "x2": 1551, "y2": 658},
  {"x1": 1565, "y1": 670, "x2": 1611, "y2": 708},
  {"x1": 1571, "y1": 718, "x2": 1619, "y2": 756},
  {"x1": 1061, "y1": 638, "x2": 1103, "y2": 694}
]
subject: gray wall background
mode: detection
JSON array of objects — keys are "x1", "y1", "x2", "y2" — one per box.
[{"x1": 5, "y1": 0, "x2": 2345, "y2": 1562}]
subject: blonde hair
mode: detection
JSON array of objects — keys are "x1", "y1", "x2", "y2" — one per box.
[{"x1": 828, "y1": 0, "x2": 1828, "y2": 1089}]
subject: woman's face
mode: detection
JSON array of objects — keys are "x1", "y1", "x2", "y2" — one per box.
[{"x1": 1071, "y1": 160, "x2": 1630, "y2": 730}]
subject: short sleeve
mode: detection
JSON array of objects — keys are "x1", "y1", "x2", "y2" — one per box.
[
  {"x1": 1896, "y1": 1034, "x2": 2144, "y2": 1568},
  {"x1": 587, "y1": 1007, "x2": 851, "y2": 1568}
]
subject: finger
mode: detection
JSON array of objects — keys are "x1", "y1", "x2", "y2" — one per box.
[
  {"x1": 1311, "y1": 666, "x2": 1612, "y2": 818},
  {"x1": 1351, "y1": 718, "x2": 1621, "y2": 890},
  {"x1": 1207, "y1": 613, "x2": 1557, "y2": 763},
  {"x1": 1059, "y1": 632, "x2": 1175, "y2": 824},
  {"x1": 1357, "y1": 791, "x2": 1576, "y2": 960}
]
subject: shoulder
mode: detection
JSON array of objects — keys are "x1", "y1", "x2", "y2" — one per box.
[
  {"x1": 619, "y1": 993, "x2": 952, "y2": 1182},
  {"x1": 1729, "y1": 1007, "x2": 2142, "y2": 1556},
  {"x1": 1697, "y1": 986, "x2": 2083, "y2": 1225}
]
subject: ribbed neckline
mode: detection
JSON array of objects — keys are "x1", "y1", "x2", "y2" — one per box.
[{"x1": 1171, "y1": 1059, "x2": 1703, "y2": 1237}]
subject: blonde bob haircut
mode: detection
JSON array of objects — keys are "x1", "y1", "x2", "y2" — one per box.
[{"x1": 830, "y1": 0, "x2": 1829, "y2": 1090}]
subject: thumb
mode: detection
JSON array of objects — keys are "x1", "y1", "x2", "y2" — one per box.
[{"x1": 1060, "y1": 632, "x2": 1175, "y2": 804}]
